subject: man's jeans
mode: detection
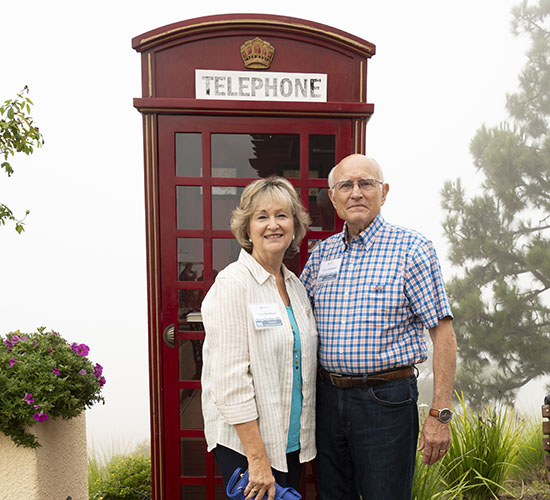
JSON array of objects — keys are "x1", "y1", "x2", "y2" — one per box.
[{"x1": 315, "y1": 372, "x2": 419, "y2": 500}]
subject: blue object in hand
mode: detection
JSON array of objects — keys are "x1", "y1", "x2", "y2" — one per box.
[{"x1": 226, "y1": 468, "x2": 302, "y2": 500}]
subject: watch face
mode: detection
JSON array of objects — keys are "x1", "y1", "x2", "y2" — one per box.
[{"x1": 439, "y1": 409, "x2": 453, "y2": 423}]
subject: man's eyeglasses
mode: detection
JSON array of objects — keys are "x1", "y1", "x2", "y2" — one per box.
[{"x1": 331, "y1": 178, "x2": 383, "y2": 193}]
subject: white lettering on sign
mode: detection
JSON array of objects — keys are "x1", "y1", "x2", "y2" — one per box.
[{"x1": 195, "y1": 69, "x2": 327, "y2": 102}]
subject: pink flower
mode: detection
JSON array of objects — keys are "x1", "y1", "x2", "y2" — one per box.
[
  {"x1": 33, "y1": 412, "x2": 48, "y2": 422},
  {"x1": 71, "y1": 343, "x2": 90, "y2": 356},
  {"x1": 8, "y1": 358, "x2": 17, "y2": 367},
  {"x1": 52, "y1": 368, "x2": 60, "y2": 376},
  {"x1": 93, "y1": 363, "x2": 103, "y2": 378},
  {"x1": 79, "y1": 369, "x2": 87, "y2": 375},
  {"x1": 23, "y1": 392, "x2": 34, "y2": 404},
  {"x1": 98, "y1": 376, "x2": 106, "y2": 387}
]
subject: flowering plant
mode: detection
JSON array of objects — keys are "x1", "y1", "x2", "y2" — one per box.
[{"x1": 0, "y1": 327, "x2": 105, "y2": 448}]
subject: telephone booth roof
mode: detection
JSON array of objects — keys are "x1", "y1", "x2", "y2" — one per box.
[{"x1": 132, "y1": 13, "x2": 375, "y2": 57}]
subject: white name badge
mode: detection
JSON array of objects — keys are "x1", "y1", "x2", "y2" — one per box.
[
  {"x1": 317, "y1": 258, "x2": 342, "y2": 284},
  {"x1": 250, "y1": 303, "x2": 284, "y2": 330}
]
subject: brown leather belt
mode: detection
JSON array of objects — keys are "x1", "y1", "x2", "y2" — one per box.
[{"x1": 320, "y1": 366, "x2": 414, "y2": 388}]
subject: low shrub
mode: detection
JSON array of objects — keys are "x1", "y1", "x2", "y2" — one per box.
[{"x1": 90, "y1": 452, "x2": 151, "y2": 500}]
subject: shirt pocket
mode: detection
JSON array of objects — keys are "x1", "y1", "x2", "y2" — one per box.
[{"x1": 362, "y1": 278, "x2": 408, "y2": 329}]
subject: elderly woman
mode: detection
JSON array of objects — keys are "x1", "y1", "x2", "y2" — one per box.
[{"x1": 201, "y1": 176, "x2": 318, "y2": 500}]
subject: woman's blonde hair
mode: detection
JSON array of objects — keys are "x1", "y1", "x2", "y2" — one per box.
[{"x1": 231, "y1": 176, "x2": 311, "y2": 258}]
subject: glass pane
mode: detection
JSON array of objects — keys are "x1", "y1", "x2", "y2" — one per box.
[
  {"x1": 178, "y1": 290, "x2": 204, "y2": 331},
  {"x1": 307, "y1": 239, "x2": 323, "y2": 255},
  {"x1": 212, "y1": 186, "x2": 244, "y2": 230},
  {"x1": 212, "y1": 239, "x2": 241, "y2": 277},
  {"x1": 179, "y1": 338, "x2": 203, "y2": 382},
  {"x1": 176, "y1": 133, "x2": 202, "y2": 177},
  {"x1": 178, "y1": 239, "x2": 204, "y2": 281},
  {"x1": 181, "y1": 486, "x2": 205, "y2": 500},
  {"x1": 177, "y1": 186, "x2": 203, "y2": 229},
  {"x1": 180, "y1": 387, "x2": 203, "y2": 429},
  {"x1": 308, "y1": 187, "x2": 334, "y2": 230},
  {"x1": 309, "y1": 134, "x2": 335, "y2": 179},
  {"x1": 283, "y1": 253, "x2": 300, "y2": 277},
  {"x1": 181, "y1": 438, "x2": 206, "y2": 476},
  {"x1": 211, "y1": 133, "x2": 299, "y2": 178}
]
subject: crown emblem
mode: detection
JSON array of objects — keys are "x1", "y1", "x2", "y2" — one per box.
[{"x1": 240, "y1": 37, "x2": 275, "y2": 69}]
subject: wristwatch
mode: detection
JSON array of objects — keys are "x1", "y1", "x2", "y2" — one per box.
[{"x1": 429, "y1": 408, "x2": 453, "y2": 423}]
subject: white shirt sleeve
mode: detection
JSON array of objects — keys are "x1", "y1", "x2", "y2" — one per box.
[{"x1": 201, "y1": 274, "x2": 258, "y2": 425}]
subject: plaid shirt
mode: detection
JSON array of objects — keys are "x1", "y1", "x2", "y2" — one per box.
[{"x1": 300, "y1": 214, "x2": 452, "y2": 374}]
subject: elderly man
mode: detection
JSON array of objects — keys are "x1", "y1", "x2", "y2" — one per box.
[{"x1": 301, "y1": 154, "x2": 457, "y2": 500}]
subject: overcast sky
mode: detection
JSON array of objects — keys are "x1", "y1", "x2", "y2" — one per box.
[{"x1": 0, "y1": 0, "x2": 539, "y2": 451}]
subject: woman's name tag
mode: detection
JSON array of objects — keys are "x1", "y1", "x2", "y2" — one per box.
[
  {"x1": 250, "y1": 303, "x2": 284, "y2": 330},
  {"x1": 317, "y1": 258, "x2": 342, "y2": 284}
]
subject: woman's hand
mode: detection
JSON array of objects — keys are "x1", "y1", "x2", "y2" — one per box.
[
  {"x1": 234, "y1": 420, "x2": 277, "y2": 500},
  {"x1": 244, "y1": 454, "x2": 276, "y2": 500}
]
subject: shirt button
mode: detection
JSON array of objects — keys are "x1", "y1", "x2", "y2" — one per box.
[
  {"x1": 339, "y1": 349, "x2": 344, "y2": 354},
  {"x1": 341, "y1": 319, "x2": 346, "y2": 324}
]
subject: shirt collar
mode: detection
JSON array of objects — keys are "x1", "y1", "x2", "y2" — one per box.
[
  {"x1": 238, "y1": 248, "x2": 292, "y2": 284},
  {"x1": 341, "y1": 214, "x2": 385, "y2": 248}
]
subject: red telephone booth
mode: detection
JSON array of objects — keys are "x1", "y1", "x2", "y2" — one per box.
[{"x1": 133, "y1": 14, "x2": 375, "y2": 500}]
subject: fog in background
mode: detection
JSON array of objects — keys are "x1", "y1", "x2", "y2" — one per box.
[{"x1": 0, "y1": 0, "x2": 544, "y2": 451}]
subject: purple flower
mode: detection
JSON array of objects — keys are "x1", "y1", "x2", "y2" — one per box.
[
  {"x1": 79, "y1": 369, "x2": 87, "y2": 375},
  {"x1": 71, "y1": 343, "x2": 90, "y2": 356},
  {"x1": 51, "y1": 331, "x2": 59, "y2": 336},
  {"x1": 77, "y1": 344, "x2": 90, "y2": 356},
  {"x1": 8, "y1": 357, "x2": 17, "y2": 367},
  {"x1": 4, "y1": 336, "x2": 19, "y2": 351},
  {"x1": 93, "y1": 363, "x2": 103, "y2": 378},
  {"x1": 33, "y1": 405, "x2": 39, "y2": 409},
  {"x1": 52, "y1": 368, "x2": 60, "y2": 376},
  {"x1": 33, "y1": 341, "x2": 38, "y2": 347},
  {"x1": 98, "y1": 376, "x2": 106, "y2": 387},
  {"x1": 47, "y1": 347, "x2": 53, "y2": 353},
  {"x1": 33, "y1": 412, "x2": 48, "y2": 422},
  {"x1": 23, "y1": 392, "x2": 34, "y2": 404}
]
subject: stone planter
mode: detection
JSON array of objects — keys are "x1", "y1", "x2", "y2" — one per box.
[{"x1": 0, "y1": 413, "x2": 88, "y2": 500}]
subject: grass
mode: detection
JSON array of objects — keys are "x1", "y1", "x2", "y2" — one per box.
[{"x1": 413, "y1": 394, "x2": 550, "y2": 500}]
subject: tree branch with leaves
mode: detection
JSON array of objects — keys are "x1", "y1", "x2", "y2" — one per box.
[{"x1": 0, "y1": 86, "x2": 44, "y2": 233}]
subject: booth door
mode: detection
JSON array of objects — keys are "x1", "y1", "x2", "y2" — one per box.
[{"x1": 157, "y1": 114, "x2": 350, "y2": 499}]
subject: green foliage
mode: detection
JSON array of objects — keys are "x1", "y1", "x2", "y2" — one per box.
[
  {"x1": 440, "y1": 0, "x2": 550, "y2": 407},
  {"x1": 413, "y1": 395, "x2": 541, "y2": 500},
  {"x1": 510, "y1": 418, "x2": 547, "y2": 481},
  {"x1": 0, "y1": 327, "x2": 105, "y2": 448},
  {"x1": 89, "y1": 452, "x2": 152, "y2": 500},
  {"x1": 442, "y1": 393, "x2": 523, "y2": 500},
  {"x1": 0, "y1": 86, "x2": 44, "y2": 233}
]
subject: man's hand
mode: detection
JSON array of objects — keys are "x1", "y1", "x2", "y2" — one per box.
[{"x1": 417, "y1": 415, "x2": 451, "y2": 466}]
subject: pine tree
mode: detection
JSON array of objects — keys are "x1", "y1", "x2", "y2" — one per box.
[{"x1": 441, "y1": 0, "x2": 550, "y2": 406}]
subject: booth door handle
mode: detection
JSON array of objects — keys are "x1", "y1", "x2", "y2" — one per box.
[{"x1": 163, "y1": 324, "x2": 175, "y2": 348}]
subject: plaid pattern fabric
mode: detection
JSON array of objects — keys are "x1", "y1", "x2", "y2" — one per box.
[{"x1": 300, "y1": 215, "x2": 452, "y2": 374}]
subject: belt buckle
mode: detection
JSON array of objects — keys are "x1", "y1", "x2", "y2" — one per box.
[{"x1": 329, "y1": 372, "x2": 343, "y2": 386}]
